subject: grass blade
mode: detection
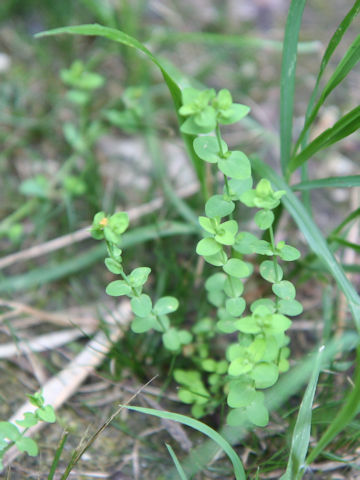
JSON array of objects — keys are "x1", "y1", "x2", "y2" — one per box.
[
  {"x1": 165, "y1": 444, "x2": 188, "y2": 480},
  {"x1": 47, "y1": 431, "x2": 69, "y2": 480},
  {"x1": 306, "y1": 346, "x2": 360, "y2": 464},
  {"x1": 153, "y1": 30, "x2": 320, "y2": 53},
  {"x1": 289, "y1": 105, "x2": 360, "y2": 171},
  {"x1": 251, "y1": 156, "x2": 360, "y2": 331},
  {"x1": 292, "y1": 0, "x2": 360, "y2": 158},
  {"x1": 280, "y1": 0, "x2": 307, "y2": 174},
  {"x1": 123, "y1": 406, "x2": 246, "y2": 480},
  {"x1": 292, "y1": 175, "x2": 360, "y2": 190},
  {"x1": 36, "y1": 24, "x2": 206, "y2": 197},
  {"x1": 280, "y1": 345, "x2": 324, "y2": 480}
]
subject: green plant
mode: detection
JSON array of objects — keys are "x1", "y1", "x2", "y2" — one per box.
[
  {"x1": 90, "y1": 86, "x2": 301, "y2": 426},
  {"x1": 35, "y1": 1, "x2": 360, "y2": 477},
  {"x1": 0, "y1": 392, "x2": 56, "y2": 470}
]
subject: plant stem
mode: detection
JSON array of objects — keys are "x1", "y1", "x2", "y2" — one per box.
[{"x1": 269, "y1": 224, "x2": 281, "y2": 282}]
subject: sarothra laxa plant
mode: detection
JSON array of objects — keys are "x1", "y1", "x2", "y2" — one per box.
[{"x1": 91, "y1": 87, "x2": 303, "y2": 428}]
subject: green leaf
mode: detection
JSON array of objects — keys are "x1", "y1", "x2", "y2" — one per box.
[
  {"x1": 228, "y1": 178, "x2": 253, "y2": 200},
  {"x1": 0, "y1": 422, "x2": 20, "y2": 441},
  {"x1": 198, "y1": 216, "x2": 216, "y2": 234},
  {"x1": 214, "y1": 220, "x2": 238, "y2": 245},
  {"x1": 218, "y1": 151, "x2": 251, "y2": 180},
  {"x1": 36, "y1": 405, "x2": 56, "y2": 423},
  {"x1": 128, "y1": 267, "x2": 151, "y2": 287},
  {"x1": 15, "y1": 436, "x2": 38, "y2": 456},
  {"x1": 281, "y1": 345, "x2": 325, "y2": 480},
  {"x1": 272, "y1": 280, "x2": 296, "y2": 300},
  {"x1": 292, "y1": 175, "x2": 360, "y2": 191},
  {"x1": 106, "y1": 280, "x2": 131, "y2": 297},
  {"x1": 104, "y1": 258, "x2": 123, "y2": 274},
  {"x1": 193, "y1": 136, "x2": 227, "y2": 163},
  {"x1": 225, "y1": 297, "x2": 246, "y2": 317},
  {"x1": 292, "y1": 0, "x2": 360, "y2": 164},
  {"x1": 131, "y1": 315, "x2": 156, "y2": 333},
  {"x1": 289, "y1": 105, "x2": 360, "y2": 172},
  {"x1": 280, "y1": 0, "x2": 307, "y2": 174},
  {"x1": 131, "y1": 294, "x2": 153, "y2": 317},
  {"x1": 278, "y1": 244, "x2": 301, "y2": 261},
  {"x1": 122, "y1": 406, "x2": 246, "y2": 480},
  {"x1": 233, "y1": 231, "x2": 259, "y2": 254},
  {"x1": 245, "y1": 392, "x2": 269, "y2": 427},
  {"x1": 163, "y1": 328, "x2": 182, "y2": 351},
  {"x1": 254, "y1": 210, "x2": 274, "y2": 230},
  {"x1": 205, "y1": 195, "x2": 235, "y2": 218},
  {"x1": 166, "y1": 443, "x2": 188, "y2": 480},
  {"x1": 203, "y1": 250, "x2": 228, "y2": 267},
  {"x1": 278, "y1": 299, "x2": 303, "y2": 316},
  {"x1": 205, "y1": 272, "x2": 226, "y2": 292},
  {"x1": 224, "y1": 276, "x2": 244, "y2": 297},
  {"x1": 217, "y1": 103, "x2": 250, "y2": 125},
  {"x1": 259, "y1": 260, "x2": 283, "y2": 283},
  {"x1": 154, "y1": 296, "x2": 179, "y2": 315},
  {"x1": 227, "y1": 379, "x2": 256, "y2": 408},
  {"x1": 235, "y1": 316, "x2": 261, "y2": 334},
  {"x1": 16, "y1": 412, "x2": 37, "y2": 428},
  {"x1": 250, "y1": 363, "x2": 279, "y2": 389},
  {"x1": 196, "y1": 237, "x2": 222, "y2": 256},
  {"x1": 223, "y1": 259, "x2": 252, "y2": 278}
]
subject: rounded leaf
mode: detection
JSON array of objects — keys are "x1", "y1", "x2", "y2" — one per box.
[
  {"x1": 106, "y1": 280, "x2": 131, "y2": 297},
  {"x1": 227, "y1": 379, "x2": 256, "y2": 408},
  {"x1": 218, "y1": 151, "x2": 251, "y2": 180},
  {"x1": 277, "y1": 299, "x2": 303, "y2": 316},
  {"x1": 193, "y1": 136, "x2": 227, "y2": 163},
  {"x1": 246, "y1": 392, "x2": 269, "y2": 427},
  {"x1": 154, "y1": 296, "x2": 179, "y2": 315},
  {"x1": 196, "y1": 237, "x2": 222, "y2": 256},
  {"x1": 225, "y1": 297, "x2": 246, "y2": 317},
  {"x1": 131, "y1": 294, "x2": 152, "y2": 317},
  {"x1": 223, "y1": 259, "x2": 252, "y2": 278},
  {"x1": 250, "y1": 362, "x2": 279, "y2": 389},
  {"x1": 278, "y1": 244, "x2": 301, "y2": 261},
  {"x1": 162, "y1": 328, "x2": 181, "y2": 351},
  {"x1": 0, "y1": 422, "x2": 20, "y2": 441},
  {"x1": 272, "y1": 280, "x2": 296, "y2": 300},
  {"x1": 226, "y1": 408, "x2": 247, "y2": 427},
  {"x1": 128, "y1": 267, "x2": 151, "y2": 287},
  {"x1": 205, "y1": 195, "x2": 235, "y2": 218},
  {"x1": 224, "y1": 277, "x2": 244, "y2": 297},
  {"x1": 204, "y1": 250, "x2": 228, "y2": 266},
  {"x1": 205, "y1": 272, "x2": 226, "y2": 292},
  {"x1": 254, "y1": 210, "x2": 274, "y2": 230},
  {"x1": 15, "y1": 436, "x2": 38, "y2": 456},
  {"x1": 259, "y1": 260, "x2": 283, "y2": 283}
]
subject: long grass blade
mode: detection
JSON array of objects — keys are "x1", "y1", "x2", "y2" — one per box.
[
  {"x1": 292, "y1": 175, "x2": 360, "y2": 190},
  {"x1": 251, "y1": 156, "x2": 360, "y2": 331},
  {"x1": 292, "y1": 0, "x2": 360, "y2": 158},
  {"x1": 36, "y1": 24, "x2": 206, "y2": 196},
  {"x1": 153, "y1": 30, "x2": 320, "y2": 53},
  {"x1": 289, "y1": 105, "x2": 360, "y2": 171},
  {"x1": 280, "y1": 0, "x2": 307, "y2": 174},
  {"x1": 306, "y1": 346, "x2": 360, "y2": 464},
  {"x1": 123, "y1": 406, "x2": 246, "y2": 480},
  {"x1": 280, "y1": 345, "x2": 324, "y2": 480},
  {"x1": 165, "y1": 444, "x2": 188, "y2": 480}
]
